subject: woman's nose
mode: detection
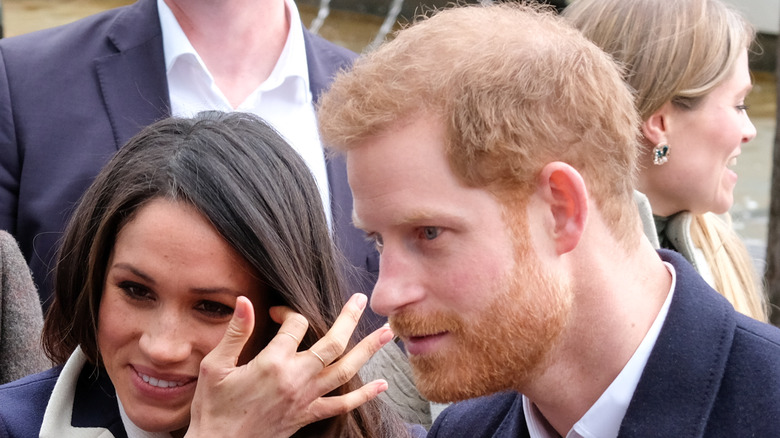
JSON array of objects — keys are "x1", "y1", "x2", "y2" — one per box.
[{"x1": 138, "y1": 313, "x2": 193, "y2": 364}]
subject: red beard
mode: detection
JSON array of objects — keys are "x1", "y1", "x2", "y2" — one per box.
[{"x1": 390, "y1": 255, "x2": 572, "y2": 403}]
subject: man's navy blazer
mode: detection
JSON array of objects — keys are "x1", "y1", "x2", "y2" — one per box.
[
  {"x1": 0, "y1": 0, "x2": 379, "y2": 313},
  {"x1": 429, "y1": 250, "x2": 780, "y2": 437}
]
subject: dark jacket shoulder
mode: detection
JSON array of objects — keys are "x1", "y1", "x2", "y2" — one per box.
[
  {"x1": 620, "y1": 250, "x2": 780, "y2": 437},
  {"x1": 302, "y1": 28, "x2": 356, "y2": 103},
  {"x1": 0, "y1": 362, "x2": 124, "y2": 438},
  {"x1": 0, "y1": 367, "x2": 61, "y2": 437},
  {"x1": 0, "y1": 0, "x2": 159, "y2": 64},
  {"x1": 429, "y1": 391, "x2": 529, "y2": 438}
]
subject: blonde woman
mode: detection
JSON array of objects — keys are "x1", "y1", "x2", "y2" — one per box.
[{"x1": 564, "y1": 0, "x2": 768, "y2": 321}]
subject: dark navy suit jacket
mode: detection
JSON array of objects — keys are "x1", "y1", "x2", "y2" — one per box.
[
  {"x1": 0, "y1": 0, "x2": 379, "y2": 318},
  {"x1": 429, "y1": 250, "x2": 780, "y2": 438},
  {"x1": 0, "y1": 361, "x2": 427, "y2": 437},
  {"x1": 0, "y1": 364, "x2": 125, "y2": 438}
]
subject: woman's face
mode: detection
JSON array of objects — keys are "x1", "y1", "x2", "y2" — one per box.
[
  {"x1": 640, "y1": 49, "x2": 756, "y2": 216},
  {"x1": 98, "y1": 198, "x2": 269, "y2": 435}
]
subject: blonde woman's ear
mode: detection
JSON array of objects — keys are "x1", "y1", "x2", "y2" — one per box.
[{"x1": 641, "y1": 101, "x2": 676, "y2": 145}]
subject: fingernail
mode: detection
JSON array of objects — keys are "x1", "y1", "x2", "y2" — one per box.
[
  {"x1": 354, "y1": 293, "x2": 367, "y2": 310},
  {"x1": 379, "y1": 326, "x2": 394, "y2": 345},
  {"x1": 235, "y1": 296, "x2": 248, "y2": 319},
  {"x1": 375, "y1": 380, "x2": 389, "y2": 394}
]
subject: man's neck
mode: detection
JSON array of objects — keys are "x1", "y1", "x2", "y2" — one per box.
[
  {"x1": 522, "y1": 239, "x2": 672, "y2": 436},
  {"x1": 163, "y1": 0, "x2": 290, "y2": 107}
]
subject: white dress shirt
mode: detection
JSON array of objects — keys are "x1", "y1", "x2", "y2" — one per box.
[
  {"x1": 119, "y1": 397, "x2": 171, "y2": 438},
  {"x1": 158, "y1": 0, "x2": 332, "y2": 224},
  {"x1": 524, "y1": 262, "x2": 677, "y2": 438}
]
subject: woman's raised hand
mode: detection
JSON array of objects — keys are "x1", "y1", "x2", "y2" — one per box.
[{"x1": 186, "y1": 293, "x2": 393, "y2": 438}]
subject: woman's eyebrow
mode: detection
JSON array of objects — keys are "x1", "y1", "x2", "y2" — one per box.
[{"x1": 109, "y1": 262, "x2": 155, "y2": 285}]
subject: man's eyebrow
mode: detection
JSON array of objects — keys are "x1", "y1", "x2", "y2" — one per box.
[{"x1": 352, "y1": 209, "x2": 461, "y2": 231}]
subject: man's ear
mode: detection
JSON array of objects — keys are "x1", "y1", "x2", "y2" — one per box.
[
  {"x1": 641, "y1": 102, "x2": 672, "y2": 145},
  {"x1": 538, "y1": 162, "x2": 588, "y2": 255}
]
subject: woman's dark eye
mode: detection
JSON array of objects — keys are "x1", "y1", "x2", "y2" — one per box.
[
  {"x1": 118, "y1": 281, "x2": 152, "y2": 300},
  {"x1": 196, "y1": 301, "x2": 234, "y2": 318},
  {"x1": 421, "y1": 227, "x2": 441, "y2": 240}
]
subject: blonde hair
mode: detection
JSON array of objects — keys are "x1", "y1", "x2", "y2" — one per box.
[
  {"x1": 564, "y1": 0, "x2": 754, "y2": 119},
  {"x1": 692, "y1": 214, "x2": 768, "y2": 321},
  {"x1": 565, "y1": 0, "x2": 768, "y2": 322},
  {"x1": 319, "y1": 2, "x2": 642, "y2": 248}
]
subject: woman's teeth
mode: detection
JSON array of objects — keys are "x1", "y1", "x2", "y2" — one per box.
[{"x1": 139, "y1": 372, "x2": 184, "y2": 388}]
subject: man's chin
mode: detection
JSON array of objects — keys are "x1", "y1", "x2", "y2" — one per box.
[{"x1": 409, "y1": 353, "x2": 509, "y2": 403}]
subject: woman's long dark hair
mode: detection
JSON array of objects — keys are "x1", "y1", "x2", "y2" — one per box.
[{"x1": 43, "y1": 112, "x2": 409, "y2": 437}]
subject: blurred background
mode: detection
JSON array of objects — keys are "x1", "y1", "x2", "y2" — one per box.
[{"x1": 2, "y1": 0, "x2": 778, "y2": 264}]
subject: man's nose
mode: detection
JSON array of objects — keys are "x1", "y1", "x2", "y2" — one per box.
[{"x1": 370, "y1": 246, "x2": 426, "y2": 316}]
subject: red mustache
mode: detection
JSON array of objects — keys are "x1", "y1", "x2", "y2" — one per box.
[{"x1": 389, "y1": 311, "x2": 464, "y2": 339}]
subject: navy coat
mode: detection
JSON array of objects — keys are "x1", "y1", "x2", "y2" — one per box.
[
  {"x1": 0, "y1": 362, "x2": 124, "y2": 437},
  {"x1": 429, "y1": 250, "x2": 780, "y2": 437},
  {"x1": 0, "y1": 358, "x2": 426, "y2": 437},
  {"x1": 0, "y1": 0, "x2": 379, "y2": 321}
]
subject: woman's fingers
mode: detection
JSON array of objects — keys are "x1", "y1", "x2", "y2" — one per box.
[
  {"x1": 269, "y1": 306, "x2": 310, "y2": 349},
  {"x1": 307, "y1": 379, "x2": 390, "y2": 421},
  {"x1": 306, "y1": 293, "x2": 368, "y2": 367},
  {"x1": 187, "y1": 293, "x2": 390, "y2": 437},
  {"x1": 314, "y1": 324, "x2": 395, "y2": 394},
  {"x1": 200, "y1": 296, "x2": 255, "y2": 370}
]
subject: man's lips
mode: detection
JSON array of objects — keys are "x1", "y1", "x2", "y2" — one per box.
[{"x1": 403, "y1": 331, "x2": 449, "y2": 356}]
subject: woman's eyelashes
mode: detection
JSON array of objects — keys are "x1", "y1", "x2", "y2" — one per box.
[
  {"x1": 118, "y1": 280, "x2": 153, "y2": 301},
  {"x1": 117, "y1": 279, "x2": 235, "y2": 319},
  {"x1": 195, "y1": 300, "x2": 235, "y2": 318}
]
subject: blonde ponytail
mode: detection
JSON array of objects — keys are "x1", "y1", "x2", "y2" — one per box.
[{"x1": 691, "y1": 212, "x2": 768, "y2": 322}]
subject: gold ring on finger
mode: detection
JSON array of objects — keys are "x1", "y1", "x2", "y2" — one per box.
[
  {"x1": 310, "y1": 350, "x2": 327, "y2": 367},
  {"x1": 280, "y1": 331, "x2": 300, "y2": 343}
]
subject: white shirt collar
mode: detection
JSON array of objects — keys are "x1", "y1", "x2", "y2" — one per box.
[
  {"x1": 118, "y1": 397, "x2": 172, "y2": 438},
  {"x1": 156, "y1": 0, "x2": 331, "y2": 225},
  {"x1": 157, "y1": 0, "x2": 310, "y2": 108},
  {"x1": 524, "y1": 262, "x2": 677, "y2": 438},
  {"x1": 37, "y1": 346, "x2": 172, "y2": 438}
]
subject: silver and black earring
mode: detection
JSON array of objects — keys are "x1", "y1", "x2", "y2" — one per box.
[{"x1": 652, "y1": 143, "x2": 670, "y2": 165}]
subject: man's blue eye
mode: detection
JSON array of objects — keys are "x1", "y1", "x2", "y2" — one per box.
[{"x1": 422, "y1": 227, "x2": 440, "y2": 240}]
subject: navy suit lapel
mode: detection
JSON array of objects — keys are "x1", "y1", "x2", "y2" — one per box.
[
  {"x1": 302, "y1": 30, "x2": 371, "y2": 273},
  {"x1": 619, "y1": 250, "x2": 735, "y2": 437},
  {"x1": 304, "y1": 27, "x2": 354, "y2": 105},
  {"x1": 71, "y1": 365, "x2": 127, "y2": 438},
  {"x1": 95, "y1": 0, "x2": 170, "y2": 150}
]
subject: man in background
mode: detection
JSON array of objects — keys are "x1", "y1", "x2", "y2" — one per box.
[{"x1": 0, "y1": 0, "x2": 377, "y2": 322}]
